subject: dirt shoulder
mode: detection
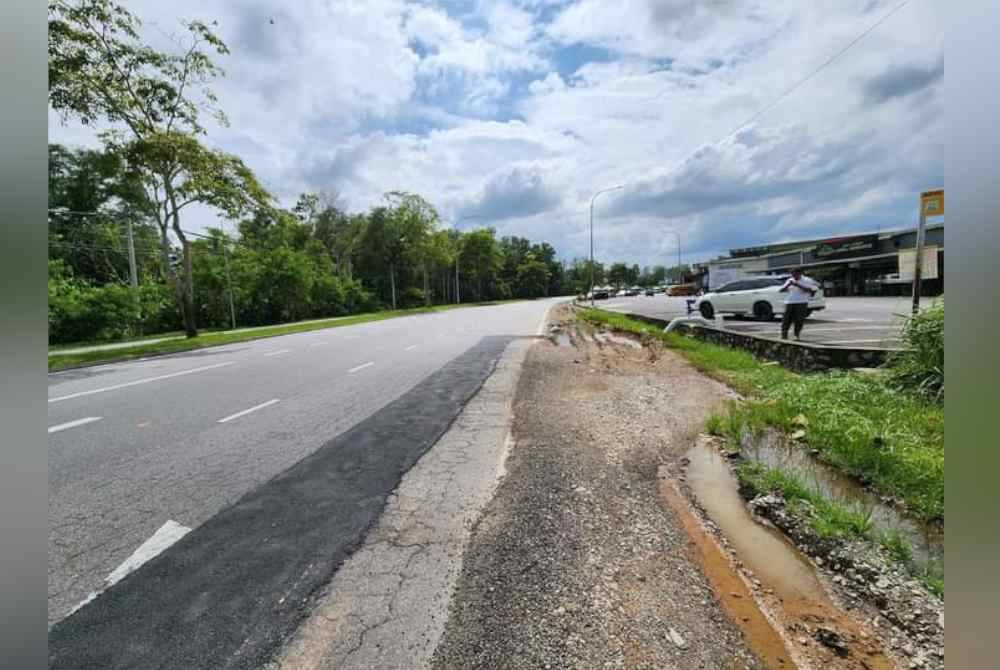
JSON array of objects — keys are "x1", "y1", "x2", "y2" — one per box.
[{"x1": 431, "y1": 304, "x2": 762, "y2": 669}]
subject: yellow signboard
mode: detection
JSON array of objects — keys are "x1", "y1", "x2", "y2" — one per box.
[{"x1": 921, "y1": 189, "x2": 944, "y2": 216}]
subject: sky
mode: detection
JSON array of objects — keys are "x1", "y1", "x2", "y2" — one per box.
[{"x1": 49, "y1": 0, "x2": 944, "y2": 267}]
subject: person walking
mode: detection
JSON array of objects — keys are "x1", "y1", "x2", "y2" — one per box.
[{"x1": 780, "y1": 268, "x2": 818, "y2": 340}]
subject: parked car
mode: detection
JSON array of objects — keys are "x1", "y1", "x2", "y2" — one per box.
[
  {"x1": 693, "y1": 276, "x2": 826, "y2": 320},
  {"x1": 667, "y1": 283, "x2": 699, "y2": 296},
  {"x1": 591, "y1": 287, "x2": 610, "y2": 300},
  {"x1": 643, "y1": 287, "x2": 656, "y2": 296}
]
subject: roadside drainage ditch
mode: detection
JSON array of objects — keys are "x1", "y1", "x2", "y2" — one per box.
[
  {"x1": 740, "y1": 429, "x2": 943, "y2": 578},
  {"x1": 680, "y1": 439, "x2": 894, "y2": 669}
]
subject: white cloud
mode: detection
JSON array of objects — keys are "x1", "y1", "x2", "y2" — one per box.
[{"x1": 48, "y1": 0, "x2": 944, "y2": 266}]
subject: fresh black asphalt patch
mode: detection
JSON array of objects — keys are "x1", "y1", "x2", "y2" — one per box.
[{"x1": 49, "y1": 335, "x2": 515, "y2": 670}]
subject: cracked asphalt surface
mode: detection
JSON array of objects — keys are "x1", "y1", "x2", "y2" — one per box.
[
  {"x1": 431, "y1": 305, "x2": 762, "y2": 670},
  {"x1": 48, "y1": 299, "x2": 559, "y2": 668},
  {"x1": 277, "y1": 338, "x2": 532, "y2": 670}
]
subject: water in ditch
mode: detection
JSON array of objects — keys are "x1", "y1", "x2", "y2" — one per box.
[
  {"x1": 685, "y1": 442, "x2": 826, "y2": 608},
  {"x1": 741, "y1": 430, "x2": 943, "y2": 575}
]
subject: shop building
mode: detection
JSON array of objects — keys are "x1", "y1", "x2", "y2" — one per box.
[{"x1": 703, "y1": 224, "x2": 943, "y2": 297}]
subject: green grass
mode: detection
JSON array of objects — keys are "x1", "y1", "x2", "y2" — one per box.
[
  {"x1": 579, "y1": 307, "x2": 944, "y2": 522},
  {"x1": 737, "y1": 461, "x2": 874, "y2": 540},
  {"x1": 878, "y1": 528, "x2": 913, "y2": 564},
  {"x1": 48, "y1": 300, "x2": 528, "y2": 371}
]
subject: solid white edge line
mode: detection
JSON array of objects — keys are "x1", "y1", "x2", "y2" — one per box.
[
  {"x1": 309, "y1": 342, "x2": 329, "y2": 347},
  {"x1": 823, "y1": 339, "x2": 901, "y2": 345},
  {"x1": 348, "y1": 361, "x2": 374, "y2": 374},
  {"x1": 49, "y1": 361, "x2": 235, "y2": 403},
  {"x1": 404, "y1": 345, "x2": 417, "y2": 351},
  {"x1": 217, "y1": 398, "x2": 281, "y2": 423},
  {"x1": 263, "y1": 349, "x2": 292, "y2": 357},
  {"x1": 48, "y1": 417, "x2": 102, "y2": 434}
]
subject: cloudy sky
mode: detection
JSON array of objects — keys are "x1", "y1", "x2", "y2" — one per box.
[{"x1": 50, "y1": 0, "x2": 943, "y2": 267}]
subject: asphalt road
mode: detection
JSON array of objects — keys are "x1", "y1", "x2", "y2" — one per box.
[
  {"x1": 598, "y1": 295, "x2": 924, "y2": 347},
  {"x1": 48, "y1": 299, "x2": 560, "y2": 633}
]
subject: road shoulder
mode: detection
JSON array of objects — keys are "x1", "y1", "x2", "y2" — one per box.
[
  {"x1": 431, "y1": 305, "x2": 762, "y2": 669},
  {"x1": 275, "y1": 337, "x2": 532, "y2": 670}
]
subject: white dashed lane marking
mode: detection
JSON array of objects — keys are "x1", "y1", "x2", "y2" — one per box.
[
  {"x1": 218, "y1": 399, "x2": 281, "y2": 424},
  {"x1": 49, "y1": 417, "x2": 103, "y2": 434}
]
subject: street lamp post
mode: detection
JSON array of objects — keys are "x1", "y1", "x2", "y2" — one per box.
[
  {"x1": 589, "y1": 185, "x2": 624, "y2": 307},
  {"x1": 665, "y1": 229, "x2": 682, "y2": 274}
]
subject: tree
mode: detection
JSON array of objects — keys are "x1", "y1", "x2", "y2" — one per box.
[
  {"x1": 666, "y1": 264, "x2": 691, "y2": 283},
  {"x1": 49, "y1": 0, "x2": 272, "y2": 336},
  {"x1": 383, "y1": 191, "x2": 437, "y2": 309},
  {"x1": 608, "y1": 262, "x2": 630, "y2": 288},
  {"x1": 515, "y1": 254, "x2": 551, "y2": 298},
  {"x1": 48, "y1": 143, "x2": 161, "y2": 284},
  {"x1": 459, "y1": 229, "x2": 501, "y2": 301}
]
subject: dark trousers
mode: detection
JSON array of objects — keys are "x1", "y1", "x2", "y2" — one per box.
[{"x1": 781, "y1": 303, "x2": 809, "y2": 338}]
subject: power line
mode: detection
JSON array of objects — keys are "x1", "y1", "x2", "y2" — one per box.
[
  {"x1": 649, "y1": 0, "x2": 913, "y2": 180},
  {"x1": 715, "y1": 0, "x2": 912, "y2": 148}
]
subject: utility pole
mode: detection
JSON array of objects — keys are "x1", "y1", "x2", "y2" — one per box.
[
  {"x1": 125, "y1": 215, "x2": 139, "y2": 290},
  {"x1": 912, "y1": 189, "x2": 943, "y2": 315},
  {"x1": 665, "y1": 229, "x2": 682, "y2": 271},
  {"x1": 589, "y1": 185, "x2": 624, "y2": 307},
  {"x1": 222, "y1": 240, "x2": 237, "y2": 330}
]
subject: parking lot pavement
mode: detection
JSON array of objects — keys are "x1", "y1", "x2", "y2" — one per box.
[{"x1": 597, "y1": 296, "x2": 920, "y2": 348}]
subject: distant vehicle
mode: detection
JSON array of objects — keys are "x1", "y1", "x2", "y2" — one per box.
[
  {"x1": 667, "y1": 283, "x2": 699, "y2": 296},
  {"x1": 643, "y1": 287, "x2": 656, "y2": 296},
  {"x1": 622, "y1": 286, "x2": 641, "y2": 296},
  {"x1": 694, "y1": 276, "x2": 826, "y2": 320},
  {"x1": 591, "y1": 287, "x2": 610, "y2": 300}
]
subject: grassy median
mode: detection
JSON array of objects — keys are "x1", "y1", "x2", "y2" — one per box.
[
  {"x1": 48, "y1": 301, "x2": 527, "y2": 372},
  {"x1": 579, "y1": 308, "x2": 945, "y2": 523}
]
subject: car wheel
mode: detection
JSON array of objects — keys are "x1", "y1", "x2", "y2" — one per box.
[
  {"x1": 804, "y1": 309, "x2": 813, "y2": 319},
  {"x1": 699, "y1": 302, "x2": 714, "y2": 320},
  {"x1": 753, "y1": 301, "x2": 774, "y2": 321}
]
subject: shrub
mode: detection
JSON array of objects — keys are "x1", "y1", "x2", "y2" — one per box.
[{"x1": 887, "y1": 300, "x2": 943, "y2": 401}]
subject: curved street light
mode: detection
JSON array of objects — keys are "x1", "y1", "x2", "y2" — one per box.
[{"x1": 589, "y1": 185, "x2": 624, "y2": 307}]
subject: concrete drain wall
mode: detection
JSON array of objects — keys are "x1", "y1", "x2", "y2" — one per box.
[{"x1": 624, "y1": 313, "x2": 899, "y2": 372}]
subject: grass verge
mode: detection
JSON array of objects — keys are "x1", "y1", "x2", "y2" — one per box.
[
  {"x1": 579, "y1": 307, "x2": 944, "y2": 523},
  {"x1": 736, "y1": 461, "x2": 874, "y2": 539},
  {"x1": 737, "y1": 460, "x2": 944, "y2": 598},
  {"x1": 49, "y1": 300, "x2": 528, "y2": 371}
]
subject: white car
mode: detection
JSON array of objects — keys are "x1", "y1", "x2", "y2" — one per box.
[{"x1": 694, "y1": 276, "x2": 826, "y2": 321}]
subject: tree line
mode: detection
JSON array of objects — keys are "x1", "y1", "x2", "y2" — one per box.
[
  {"x1": 46, "y1": 0, "x2": 685, "y2": 345},
  {"x1": 48, "y1": 141, "x2": 571, "y2": 342}
]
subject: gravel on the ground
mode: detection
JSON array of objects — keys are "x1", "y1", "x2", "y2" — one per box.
[{"x1": 431, "y1": 304, "x2": 761, "y2": 670}]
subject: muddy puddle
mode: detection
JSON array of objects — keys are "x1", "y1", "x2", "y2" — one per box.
[
  {"x1": 742, "y1": 430, "x2": 943, "y2": 575},
  {"x1": 683, "y1": 440, "x2": 894, "y2": 669},
  {"x1": 685, "y1": 443, "x2": 826, "y2": 608}
]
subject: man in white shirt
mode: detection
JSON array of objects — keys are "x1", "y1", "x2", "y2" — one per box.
[{"x1": 779, "y1": 268, "x2": 819, "y2": 340}]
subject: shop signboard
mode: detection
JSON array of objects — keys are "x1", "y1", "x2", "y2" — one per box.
[
  {"x1": 921, "y1": 189, "x2": 944, "y2": 217},
  {"x1": 813, "y1": 234, "x2": 879, "y2": 259}
]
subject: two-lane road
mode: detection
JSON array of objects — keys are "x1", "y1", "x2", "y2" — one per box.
[{"x1": 48, "y1": 299, "x2": 560, "y2": 627}]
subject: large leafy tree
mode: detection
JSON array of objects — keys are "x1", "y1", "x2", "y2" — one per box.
[
  {"x1": 459, "y1": 228, "x2": 501, "y2": 301},
  {"x1": 48, "y1": 143, "x2": 161, "y2": 284},
  {"x1": 49, "y1": 0, "x2": 272, "y2": 336}
]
